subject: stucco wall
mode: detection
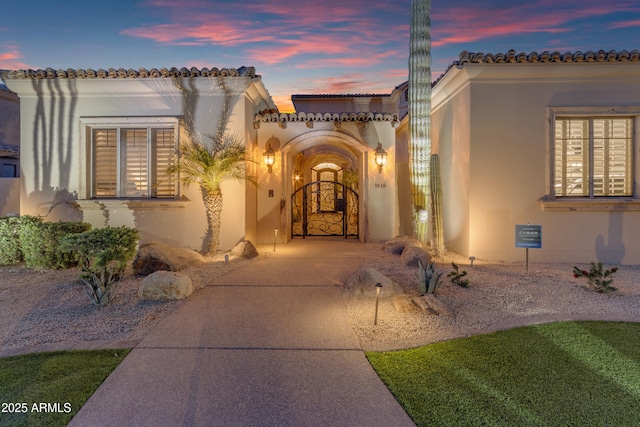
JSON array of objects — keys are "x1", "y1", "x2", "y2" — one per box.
[
  {"x1": 5, "y1": 75, "x2": 268, "y2": 252},
  {"x1": 432, "y1": 83, "x2": 471, "y2": 257},
  {"x1": 434, "y1": 62, "x2": 640, "y2": 264}
]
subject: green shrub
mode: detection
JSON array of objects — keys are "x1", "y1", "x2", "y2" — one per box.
[
  {"x1": 447, "y1": 262, "x2": 470, "y2": 287},
  {"x1": 19, "y1": 221, "x2": 91, "y2": 269},
  {"x1": 60, "y1": 226, "x2": 139, "y2": 306},
  {"x1": 573, "y1": 262, "x2": 618, "y2": 293},
  {"x1": 0, "y1": 215, "x2": 42, "y2": 265}
]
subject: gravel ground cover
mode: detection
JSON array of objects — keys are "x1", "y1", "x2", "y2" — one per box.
[
  {"x1": 348, "y1": 244, "x2": 640, "y2": 351},
  {"x1": 1, "y1": 243, "x2": 639, "y2": 356}
]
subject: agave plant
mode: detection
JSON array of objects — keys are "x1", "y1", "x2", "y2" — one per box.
[{"x1": 168, "y1": 132, "x2": 255, "y2": 253}]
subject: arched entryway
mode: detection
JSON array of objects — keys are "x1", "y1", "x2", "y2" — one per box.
[
  {"x1": 280, "y1": 131, "x2": 368, "y2": 242},
  {"x1": 291, "y1": 163, "x2": 359, "y2": 237}
]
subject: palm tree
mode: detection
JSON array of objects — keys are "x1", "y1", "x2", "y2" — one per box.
[
  {"x1": 409, "y1": 0, "x2": 432, "y2": 245},
  {"x1": 168, "y1": 133, "x2": 254, "y2": 254}
]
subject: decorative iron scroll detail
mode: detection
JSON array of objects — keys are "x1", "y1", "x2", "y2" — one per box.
[{"x1": 291, "y1": 181, "x2": 358, "y2": 238}]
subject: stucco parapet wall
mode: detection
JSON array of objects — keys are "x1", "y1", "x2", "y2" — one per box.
[
  {"x1": 2, "y1": 66, "x2": 256, "y2": 80},
  {"x1": 254, "y1": 112, "x2": 399, "y2": 126},
  {"x1": 434, "y1": 49, "x2": 640, "y2": 86}
]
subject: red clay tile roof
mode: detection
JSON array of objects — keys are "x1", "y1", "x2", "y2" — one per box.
[{"x1": 3, "y1": 66, "x2": 256, "y2": 79}]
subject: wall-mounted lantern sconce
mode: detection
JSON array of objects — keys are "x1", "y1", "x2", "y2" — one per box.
[
  {"x1": 263, "y1": 143, "x2": 275, "y2": 173},
  {"x1": 374, "y1": 142, "x2": 387, "y2": 174}
]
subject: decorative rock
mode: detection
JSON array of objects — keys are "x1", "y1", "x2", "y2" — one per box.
[
  {"x1": 344, "y1": 267, "x2": 404, "y2": 298},
  {"x1": 138, "y1": 271, "x2": 194, "y2": 301},
  {"x1": 400, "y1": 244, "x2": 431, "y2": 268},
  {"x1": 231, "y1": 240, "x2": 259, "y2": 259},
  {"x1": 133, "y1": 241, "x2": 204, "y2": 276},
  {"x1": 392, "y1": 294, "x2": 421, "y2": 314},
  {"x1": 383, "y1": 235, "x2": 421, "y2": 255},
  {"x1": 411, "y1": 294, "x2": 454, "y2": 316}
]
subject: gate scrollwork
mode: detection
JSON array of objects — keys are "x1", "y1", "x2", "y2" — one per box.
[{"x1": 291, "y1": 181, "x2": 358, "y2": 238}]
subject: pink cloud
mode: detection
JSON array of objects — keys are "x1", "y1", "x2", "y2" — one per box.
[
  {"x1": 0, "y1": 45, "x2": 30, "y2": 70},
  {"x1": 122, "y1": 19, "x2": 276, "y2": 46},
  {"x1": 121, "y1": 0, "x2": 405, "y2": 65},
  {"x1": 291, "y1": 51, "x2": 401, "y2": 70},
  {"x1": 432, "y1": 1, "x2": 640, "y2": 47},
  {"x1": 609, "y1": 19, "x2": 640, "y2": 29}
]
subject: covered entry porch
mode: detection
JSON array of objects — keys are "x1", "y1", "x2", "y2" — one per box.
[{"x1": 251, "y1": 113, "x2": 398, "y2": 245}]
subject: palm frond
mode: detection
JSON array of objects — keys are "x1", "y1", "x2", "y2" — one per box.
[{"x1": 167, "y1": 132, "x2": 256, "y2": 193}]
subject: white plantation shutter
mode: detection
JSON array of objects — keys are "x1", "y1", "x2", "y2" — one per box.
[
  {"x1": 555, "y1": 119, "x2": 589, "y2": 196},
  {"x1": 93, "y1": 129, "x2": 118, "y2": 197},
  {"x1": 555, "y1": 117, "x2": 633, "y2": 197},
  {"x1": 91, "y1": 122, "x2": 177, "y2": 199},
  {"x1": 593, "y1": 118, "x2": 632, "y2": 196},
  {"x1": 151, "y1": 128, "x2": 176, "y2": 198},
  {"x1": 121, "y1": 129, "x2": 149, "y2": 197}
]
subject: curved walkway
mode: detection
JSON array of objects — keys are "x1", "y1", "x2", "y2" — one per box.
[{"x1": 69, "y1": 239, "x2": 415, "y2": 427}]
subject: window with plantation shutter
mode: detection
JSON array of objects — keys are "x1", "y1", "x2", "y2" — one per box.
[
  {"x1": 89, "y1": 121, "x2": 177, "y2": 199},
  {"x1": 554, "y1": 117, "x2": 633, "y2": 198},
  {"x1": 93, "y1": 129, "x2": 118, "y2": 197},
  {"x1": 152, "y1": 128, "x2": 176, "y2": 198}
]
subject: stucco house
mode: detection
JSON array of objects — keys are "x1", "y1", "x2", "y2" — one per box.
[
  {"x1": 0, "y1": 66, "x2": 401, "y2": 251},
  {"x1": 432, "y1": 50, "x2": 640, "y2": 264},
  {"x1": 0, "y1": 82, "x2": 20, "y2": 216},
  {"x1": 2, "y1": 48, "x2": 640, "y2": 264}
]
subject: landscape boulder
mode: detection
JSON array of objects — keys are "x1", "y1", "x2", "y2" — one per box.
[
  {"x1": 411, "y1": 294, "x2": 454, "y2": 316},
  {"x1": 133, "y1": 241, "x2": 204, "y2": 276},
  {"x1": 138, "y1": 271, "x2": 194, "y2": 301},
  {"x1": 231, "y1": 240, "x2": 259, "y2": 259},
  {"x1": 400, "y1": 244, "x2": 431, "y2": 268},
  {"x1": 392, "y1": 294, "x2": 422, "y2": 314},
  {"x1": 383, "y1": 235, "x2": 421, "y2": 255},
  {"x1": 344, "y1": 267, "x2": 404, "y2": 298}
]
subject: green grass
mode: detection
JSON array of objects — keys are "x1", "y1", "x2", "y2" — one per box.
[
  {"x1": 0, "y1": 349, "x2": 130, "y2": 427},
  {"x1": 367, "y1": 321, "x2": 640, "y2": 426}
]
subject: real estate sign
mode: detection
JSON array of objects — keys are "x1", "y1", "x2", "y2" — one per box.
[{"x1": 515, "y1": 224, "x2": 542, "y2": 248}]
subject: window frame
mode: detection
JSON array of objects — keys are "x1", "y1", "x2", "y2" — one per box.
[
  {"x1": 540, "y1": 107, "x2": 640, "y2": 211},
  {"x1": 80, "y1": 117, "x2": 180, "y2": 200}
]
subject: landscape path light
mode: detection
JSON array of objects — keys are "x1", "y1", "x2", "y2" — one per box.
[
  {"x1": 274, "y1": 228, "x2": 278, "y2": 251},
  {"x1": 374, "y1": 282, "x2": 383, "y2": 325}
]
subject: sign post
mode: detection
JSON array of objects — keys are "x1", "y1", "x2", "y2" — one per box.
[{"x1": 515, "y1": 224, "x2": 542, "y2": 274}]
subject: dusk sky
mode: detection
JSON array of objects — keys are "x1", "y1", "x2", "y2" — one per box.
[{"x1": 2, "y1": 0, "x2": 640, "y2": 112}]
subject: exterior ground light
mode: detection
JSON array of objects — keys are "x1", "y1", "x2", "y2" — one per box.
[{"x1": 374, "y1": 282, "x2": 383, "y2": 325}]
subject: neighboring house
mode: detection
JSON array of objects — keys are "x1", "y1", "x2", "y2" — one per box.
[
  {"x1": 0, "y1": 82, "x2": 20, "y2": 216},
  {"x1": 2, "y1": 49, "x2": 640, "y2": 264},
  {"x1": 431, "y1": 49, "x2": 640, "y2": 264}
]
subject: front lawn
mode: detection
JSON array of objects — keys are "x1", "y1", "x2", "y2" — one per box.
[
  {"x1": 367, "y1": 321, "x2": 640, "y2": 426},
  {"x1": 0, "y1": 349, "x2": 130, "y2": 427}
]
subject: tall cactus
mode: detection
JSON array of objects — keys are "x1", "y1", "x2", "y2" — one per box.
[
  {"x1": 430, "y1": 153, "x2": 445, "y2": 257},
  {"x1": 409, "y1": 0, "x2": 432, "y2": 244}
]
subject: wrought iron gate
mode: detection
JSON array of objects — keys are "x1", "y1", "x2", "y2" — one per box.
[{"x1": 291, "y1": 181, "x2": 358, "y2": 238}]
